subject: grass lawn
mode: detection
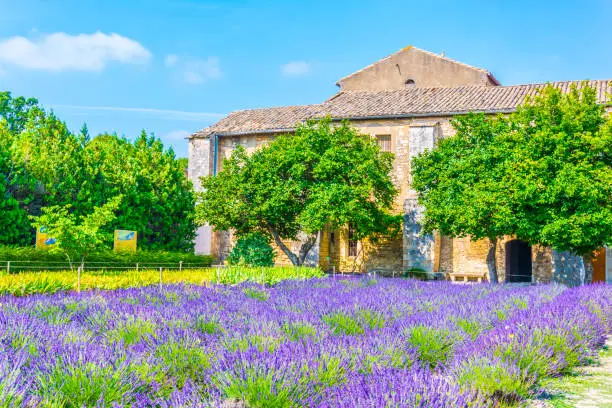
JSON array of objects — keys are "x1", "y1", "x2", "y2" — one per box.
[{"x1": 530, "y1": 339, "x2": 612, "y2": 408}]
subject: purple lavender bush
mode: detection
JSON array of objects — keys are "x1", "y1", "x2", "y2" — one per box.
[{"x1": 0, "y1": 278, "x2": 609, "y2": 407}]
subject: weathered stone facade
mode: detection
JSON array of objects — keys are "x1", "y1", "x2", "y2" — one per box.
[{"x1": 188, "y1": 46, "x2": 612, "y2": 284}]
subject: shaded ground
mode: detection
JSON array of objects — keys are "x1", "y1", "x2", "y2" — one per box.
[{"x1": 528, "y1": 338, "x2": 612, "y2": 408}]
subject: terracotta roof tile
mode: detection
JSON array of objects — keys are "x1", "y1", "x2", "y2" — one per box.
[{"x1": 192, "y1": 80, "x2": 612, "y2": 137}]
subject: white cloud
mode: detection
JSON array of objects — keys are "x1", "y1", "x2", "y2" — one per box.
[
  {"x1": 0, "y1": 32, "x2": 151, "y2": 72},
  {"x1": 183, "y1": 57, "x2": 222, "y2": 84},
  {"x1": 165, "y1": 54, "x2": 179, "y2": 67},
  {"x1": 51, "y1": 104, "x2": 225, "y2": 121},
  {"x1": 281, "y1": 60, "x2": 311, "y2": 77}
]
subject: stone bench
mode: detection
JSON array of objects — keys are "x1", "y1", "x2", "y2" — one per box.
[{"x1": 447, "y1": 271, "x2": 488, "y2": 283}]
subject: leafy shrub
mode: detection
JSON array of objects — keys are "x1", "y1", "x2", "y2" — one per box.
[
  {"x1": 323, "y1": 313, "x2": 365, "y2": 336},
  {"x1": 281, "y1": 322, "x2": 317, "y2": 342},
  {"x1": 37, "y1": 360, "x2": 144, "y2": 407},
  {"x1": 216, "y1": 266, "x2": 324, "y2": 286},
  {"x1": 227, "y1": 234, "x2": 275, "y2": 267},
  {"x1": 455, "y1": 357, "x2": 535, "y2": 403},
  {"x1": 456, "y1": 318, "x2": 490, "y2": 340},
  {"x1": 406, "y1": 325, "x2": 455, "y2": 368},
  {"x1": 194, "y1": 315, "x2": 224, "y2": 335},
  {"x1": 0, "y1": 246, "x2": 213, "y2": 271},
  {"x1": 107, "y1": 319, "x2": 156, "y2": 346},
  {"x1": 243, "y1": 287, "x2": 269, "y2": 302},
  {"x1": 154, "y1": 340, "x2": 212, "y2": 389}
]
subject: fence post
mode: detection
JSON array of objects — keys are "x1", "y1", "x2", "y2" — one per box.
[
  {"x1": 216, "y1": 265, "x2": 220, "y2": 284},
  {"x1": 136, "y1": 263, "x2": 139, "y2": 272},
  {"x1": 332, "y1": 265, "x2": 335, "y2": 276},
  {"x1": 159, "y1": 267, "x2": 163, "y2": 290},
  {"x1": 179, "y1": 261, "x2": 183, "y2": 272},
  {"x1": 6, "y1": 261, "x2": 9, "y2": 274}
]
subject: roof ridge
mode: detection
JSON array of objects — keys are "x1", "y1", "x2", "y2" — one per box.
[{"x1": 331, "y1": 79, "x2": 612, "y2": 95}]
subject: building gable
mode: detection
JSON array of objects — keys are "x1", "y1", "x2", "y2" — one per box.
[{"x1": 336, "y1": 46, "x2": 499, "y2": 91}]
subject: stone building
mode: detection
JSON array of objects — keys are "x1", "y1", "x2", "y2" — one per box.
[{"x1": 189, "y1": 46, "x2": 612, "y2": 285}]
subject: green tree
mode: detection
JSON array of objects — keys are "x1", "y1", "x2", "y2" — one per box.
[
  {"x1": 413, "y1": 84, "x2": 612, "y2": 285},
  {"x1": 81, "y1": 131, "x2": 196, "y2": 251},
  {"x1": 30, "y1": 196, "x2": 122, "y2": 276},
  {"x1": 0, "y1": 120, "x2": 32, "y2": 245},
  {"x1": 0, "y1": 91, "x2": 196, "y2": 251},
  {"x1": 412, "y1": 113, "x2": 515, "y2": 283},
  {"x1": 196, "y1": 118, "x2": 400, "y2": 266},
  {"x1": 507, "y1": 84, "x2": 612, "y2": 283},
  {"x1": 0, "y1": 92, "x2": 41, "y2": 134},
  {"x1": 227, "y1": 233, "x2": 275, "y2": 267}
]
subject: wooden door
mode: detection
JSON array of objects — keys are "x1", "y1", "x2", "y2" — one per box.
[{"x1": 592, "y1": 248, "x2": 606, "y2": 283}]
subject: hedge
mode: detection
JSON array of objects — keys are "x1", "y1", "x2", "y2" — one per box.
[{"x1": 0, "y1": 246, "x2": 214, "y2": 269}]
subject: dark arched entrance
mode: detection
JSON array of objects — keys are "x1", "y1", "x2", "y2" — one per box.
[{"x1": 505, "y1": 240, "x2": 532, "y2": 283}]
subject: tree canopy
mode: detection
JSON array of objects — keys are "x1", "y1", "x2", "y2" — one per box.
[
  {"x1": 507, "y1": 85, "x2": 612, "y2": 281},
  {"x1": 30, "y1": 196, "x2": 123, "y2": 270},
  {"x1": 412, "y1": 84, "x2": 612, "y2": 284},
  {"x1": 412, "y1": 113, "x2": 515, "y2": 283},
  {"x1": 0, "y1": 91, "x2": 196, "y2": 251},
  {"x1": 196, "y1": 118, "x2": 401, "y2": 265}
]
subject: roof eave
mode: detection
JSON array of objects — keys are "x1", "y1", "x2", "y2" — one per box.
[{"x1": 207, "y1": 109, "x2": 517, "y2": 137}]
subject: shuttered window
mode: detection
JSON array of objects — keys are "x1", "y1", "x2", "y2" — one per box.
[{"x1": 377, "y1": 134, "x2": 392, "y2": 152}]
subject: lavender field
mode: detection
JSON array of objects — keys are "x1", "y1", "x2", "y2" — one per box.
[{"x1": 0, "y1": 278, "x2": 610, "y2": 407}]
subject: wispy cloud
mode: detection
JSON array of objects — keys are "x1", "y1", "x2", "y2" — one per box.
[
  {"x1": 183, "y1": 57, "x2": 222, "y2": 84},
  {"x1": 281, "y1": 60, "x2": 311, "y2": 77},
  {"x1": 51, "y1": 104, "x2": 225, "y2": 121},
  {"x1": 0, "y1": 32, "x2": 151, "y2": 72},
  {"x1": 165, "y1": 54, "x2": 222, "y2": 85},
  {"x1": 164, "y1": 54, "x2": 179, "y2": 67}
]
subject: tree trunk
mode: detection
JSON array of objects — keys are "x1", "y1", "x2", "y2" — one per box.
[
  {"x1": 582, "y1": 253, "x2": 594, "y2": 285},
  {"x1": 486, "y1": 238, "x2": 499, "y2": 284},
  {"x1": 297, "y1": 234, "x2": 318, "y2": 266},
  {"x1": 269, "y1": 229, "x2": 317, "y2": 266},
  {"x1": 269, "y1": 229, "x2": 300, "y2": 265}
]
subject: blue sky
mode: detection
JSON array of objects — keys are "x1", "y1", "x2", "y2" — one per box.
[{"x1": 1, "y1": 0, "x2": 611, "y2": 157}]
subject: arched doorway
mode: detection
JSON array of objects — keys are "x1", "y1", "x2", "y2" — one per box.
[{"x1": 505, "y1": 240, "x2": 532, "y2": 283}]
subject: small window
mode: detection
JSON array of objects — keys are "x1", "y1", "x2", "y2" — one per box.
[
  {"x1": 377, "y1": 134, "x2": 392, "y2": 152},
  {"x1": 405, "y1": 79, "x2": 416, "y2": 89},
  {"x1": 348, "y1": 225, "x2": 358, "y2": 257}
]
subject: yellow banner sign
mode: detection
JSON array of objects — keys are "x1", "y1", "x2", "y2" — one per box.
[
  {"x1": 35, "y1": 226, "x2": 56, "y2": 250},
  {"x1": 114, "y1": 230, "x2": 137, "y2": 253}
]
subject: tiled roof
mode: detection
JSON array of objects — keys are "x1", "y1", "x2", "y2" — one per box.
[{"x1": 191, "y1": 80, "x2": 612, "y2": 138}]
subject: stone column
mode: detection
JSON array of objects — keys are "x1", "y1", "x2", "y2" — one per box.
[
  {"x1": 188, "y1": 135, "x2": 213, "y2": 255},
  {"x1": 403, "y1": 199, "x2": 434, "y2": 273},
  {"x1": 403, "y1": 125, "x2": 438, "y2": 275}
]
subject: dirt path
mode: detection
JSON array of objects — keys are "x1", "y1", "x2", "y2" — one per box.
[{"x1": 529, "y1": 338, "x2": 612, "y2": 408}]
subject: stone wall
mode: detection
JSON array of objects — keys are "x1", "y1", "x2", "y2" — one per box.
[
  {"x1": 190, "y1": 116, "x2": 585, "y2": 283},
  {"x1": 552, "y1": 251, "x2": 584, "y2": 286},
  {"x1": 337, "y1": 46, "x2": 496, "y2": 91}
]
